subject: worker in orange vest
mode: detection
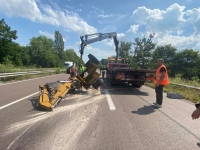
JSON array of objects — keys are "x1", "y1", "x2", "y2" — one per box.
[{"x1": 153, "y1": 59, "x2": 169, "y2": 108}]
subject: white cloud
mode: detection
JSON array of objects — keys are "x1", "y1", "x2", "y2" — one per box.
[
  {"x1": 0, "y1": 0, "x2": 42, "y2": 21},
  {"x1": 101, "y1": 26, "x2": 117, "y2": 33},
  {"x1": 117, "y1": 33, "x2": 125, "y2": 38},
  {"x1": 127, "y1": 25, "x2": 139, "y2": 33},
  {"x1": 185, "y1": 8, "x2": 200, "y2": 32},
  {"x1": 39, "y1": 31, "x2": 54, "y2": 39},
  {"x1": 0, "y1": 0, "x2": 97, "y2": 35},
  {"x1": 154, "y1": 32, "x2": 200, "y2": 50},
  {"x1": 91, "y1": 6, "x2": 104, "y2": 14},
  {"x1": 65, "y1": 5, "x2": 73, "y2": 10},
  {"x1": 84, "y1": 45, "x2": 116, "y2": 61},
  {"x1": 97, "y1": 14, "x2": 114, "y2": 18},
  {"x1": 104, "y1": 33, "x2": 125, "y2": 49},
  {"x1": 129, "y1": 3, "x2": 200, "y2": 50},
  {"x1": 130, "y1": 3, "x2": 186, "y2": 34},
  {"x1": 63, "y1": 37, "x2": 66, "y2": 42}
]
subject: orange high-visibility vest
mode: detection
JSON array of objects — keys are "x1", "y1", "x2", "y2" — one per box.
[{"x1": 154, "y1": 65, "x2": 169, "y2": 85}]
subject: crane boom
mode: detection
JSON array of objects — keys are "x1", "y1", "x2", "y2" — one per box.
[{"x1": 79, "y1": 32, "x2": 119, "y2": 63}]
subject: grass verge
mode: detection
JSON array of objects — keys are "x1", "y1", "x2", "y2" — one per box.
[{"x1": 145, "y1": 78, "x2": 200, "y2": 103}]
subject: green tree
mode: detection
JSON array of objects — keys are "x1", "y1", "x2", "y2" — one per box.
[
  {"x1": 119, "y1": 41, "x2": 133, "y2": 64},
  {"x1": 64, "y1": 49, "x2": 81, "y2": 66},
  {"x1": 119, "y1": 41, "x2": 132, "y2": 58},
  {"x1": 151, "y1": 44, "x2": 177, "y2": 75},
  {"x1": 0, "y1": 19, "x2": 17, "y2": 41},
  {"x1": 20, "y1": 46, "x2": 31, "y2": 66},
  {"x1": 29, "y1": 36, "x2": 57, "y2": 67},
  {"x1": 133, "y1": 33, "x2": 156, "y2": 69},
  {"x1": 54, "y1": 30, "x2": 64, "y2": 58},
  {"x1": 172, "y1": 49, "x2": 200, "y2": 79},
  {"x1": 100, "y1": 59, "x2": 108, "y2": 66},
  {"x1": 0, "y1": 18, "x2": 18, "y2": 63}
]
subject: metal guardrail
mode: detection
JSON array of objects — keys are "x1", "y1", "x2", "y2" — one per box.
[
  {"x1": 170, "y1": 82, "x2": 200, "y2": 90},
  {"x1": 0, "y1": 69, "x2": 64, "y2": 80},
  {"x1": 146, "y1": 80, "x2": 200, "y2": 90}
]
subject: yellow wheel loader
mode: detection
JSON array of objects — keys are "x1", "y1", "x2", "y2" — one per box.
[{"x1": 37, "y1": 54, "x2": 103, "y2": 111}]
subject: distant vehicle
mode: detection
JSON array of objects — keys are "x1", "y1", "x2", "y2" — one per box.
[{"x1": 64, "y1": 61, "x2": 75, "y2": 74}]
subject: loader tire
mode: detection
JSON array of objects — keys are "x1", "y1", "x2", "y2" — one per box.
[{"x1": 85, "y1": 54, "x2": 99, "y2": 67}]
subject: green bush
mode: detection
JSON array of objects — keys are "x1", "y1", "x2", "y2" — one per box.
[{"x1": 55, "y1": 68, "x2": 61, "y2": 74}]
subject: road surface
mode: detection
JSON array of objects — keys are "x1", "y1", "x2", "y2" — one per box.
[{"x1": 0, "y1": 74, "x2": 200, "y2": 150}]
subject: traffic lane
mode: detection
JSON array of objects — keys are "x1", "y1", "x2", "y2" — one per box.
[
  {"x1": 0, "y1": 74, "x2": 69, "y2": 107},
  {"x1": 113, "y1": 87, "x2": 199, "y2": 149},
  {"x1": 104, "y1": 80, "x2": 200, "y2": 139},
  {"x1": 1, "y1": 78, "x2": 198, "y2": 149},
  {"x1": 0, "y1": 86, "x2": 101, "y2": 149},
  {"x1": 0, "y1": 90, "x2": 104, "y2": 150},
  {"x1": 76, "y1": 84, "x2": 200, "y2": 150},
  {"x1": 76, "y1": 91, "x2": 150, "y2": 150},
  {"x1": 136, "y1": 85, "x2": 200, "y2": 139}
]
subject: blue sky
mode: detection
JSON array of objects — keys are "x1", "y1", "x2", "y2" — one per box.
[{"x1": 0, "y1": 0, "x2": 200, "y2": 62}]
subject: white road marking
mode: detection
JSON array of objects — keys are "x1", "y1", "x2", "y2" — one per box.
[
  {"x1": 105, "y1": 90, "x2": 116, "y2": 111},
  {"x1": 27, "y1": 112, "x2": 48, "y2": 118},
  {"x1": 7, "y1": 124, "x2": 34, "y2": 150},
  {"x1": 0, "y1": 74, "x2": 62, "y2": 86},
  {"x1": 0, "y1": 92, "x2": 38, "y2": 110}
]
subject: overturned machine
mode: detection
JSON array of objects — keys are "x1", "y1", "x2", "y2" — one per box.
[{"x1": 37, "y1": 54, "x2": 103, "y2": 111}]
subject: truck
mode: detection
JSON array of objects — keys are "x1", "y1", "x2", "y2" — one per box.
[
  {"x1": 64, "y1": 61, "x2": 73, "y2": 68},
  {"x1": 80, "y1": 32, "x2": 156, "y2": 88},
  {"x1": 106, "y1": 57, "x2": 155, "y2": 87}
]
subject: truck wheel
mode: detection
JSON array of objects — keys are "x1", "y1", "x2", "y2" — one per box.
[
  {"x1": 132, "y1": 84, "x2": 142, "y2": 88},
  {"x1": 110, "y1": 79, "x2": 114, "y2": 86},
  {"x1": 110, "y1": 78, "x2": 116, "y2": 86}
]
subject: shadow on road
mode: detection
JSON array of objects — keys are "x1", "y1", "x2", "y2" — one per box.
[
  {"x1": 100, "y1": 79, "x2": 149, "y2": 96},
  {"x1": 28, "y1": 97, "x2": 51, "y2": 112},
  {"x1": 131, "y1": 105, "x2": 156, "y2": 115},
  {"x1": 28, "y1": 97, "x2": 39, "y2": 111},
  {"x1": 132, "y1": 89, "x2": 149, "y2": 96},
  {"x1": 67, "y1": 89, "x2": 88, "y2": 95}
]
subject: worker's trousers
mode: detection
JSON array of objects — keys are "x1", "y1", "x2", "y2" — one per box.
[{"x1": 155, "y1": 85, "x2": 164, "y2": 105}]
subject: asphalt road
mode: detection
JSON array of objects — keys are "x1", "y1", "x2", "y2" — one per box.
[{"x1": 1, "y1": 74, "x2": 200, "y2": 150}]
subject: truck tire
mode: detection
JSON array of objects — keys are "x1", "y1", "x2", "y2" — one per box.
[
  {"x1": 85, "y1": 54, "x2": 99, "y2": 67},
  {"x1": 110, "y1": 72, "x2": 116, "y2": 86},
  {"x1": 110, "y1": 78, "x2": 115, "y2": 86},
  {"x1": 132, "y1": 84, "x2": 142, "y2": 88}
]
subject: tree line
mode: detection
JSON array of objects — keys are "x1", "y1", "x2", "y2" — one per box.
[
  {"x1": 100, "y1": 33, "x2": 200, "y2": 80},
  {"x1": 0, "y1": 18, "x2": 81, "y2": 68},
  {"x1": 1, "y1": 18, "x2": 200, "y2": 80}
]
